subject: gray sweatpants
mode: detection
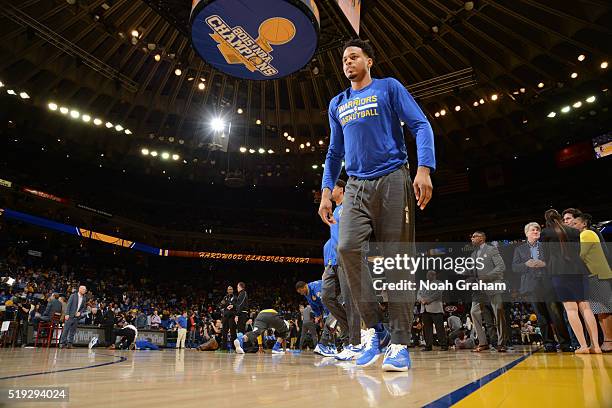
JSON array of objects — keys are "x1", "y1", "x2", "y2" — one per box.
[
  {"x1": 322, "y1": 264, "x2": 361, "y2": 345},
  {"x1": 337, "y1": 164, "x2": 415, "y2": 344}
]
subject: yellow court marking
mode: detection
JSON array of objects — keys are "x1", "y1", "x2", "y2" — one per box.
[{"x1": 453, "y1": 352, "x2": 612, "y2": 407}]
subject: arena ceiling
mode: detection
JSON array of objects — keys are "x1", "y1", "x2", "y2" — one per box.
[{"x1": 0, "y1": 0, "x2": 610, "y2": 185}]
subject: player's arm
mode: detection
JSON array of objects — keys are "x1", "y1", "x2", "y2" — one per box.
[
  {"x1": 390, "y1": 79, "x2": 436, "y2": 210},
  {"x1": 319, "y1": 101, "x2": 344, "y2": 226}
]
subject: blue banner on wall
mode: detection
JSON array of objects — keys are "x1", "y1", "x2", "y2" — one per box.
[
  {"x1": 190, "y1": 0, "x2": 320, "y2": 80},
  {"x1": 1, "y1": 208, "x2": 160, "y2": 256}
]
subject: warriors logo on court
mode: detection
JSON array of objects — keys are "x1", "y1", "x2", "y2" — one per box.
[{"x1": 206, "y1": 15, "x2": 296, "y2": 77}]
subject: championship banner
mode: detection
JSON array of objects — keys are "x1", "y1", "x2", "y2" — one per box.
[
  {"x1": 1, "y1": 208, "x2": 323, "y2": 264},
  {"x1": 0, "y1": 178, "x2": 12, "y2": 188},
  {"x1": 22, "y1": 187, "x2": 68, "y2": 204},
  {"x1": 190, "y1": 0, "x2": 320, "y2": 79}
]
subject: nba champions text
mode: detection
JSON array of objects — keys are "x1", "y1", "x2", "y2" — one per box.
[{"x1": 205, "y1": 15, "x2": 278, "y2": 76}]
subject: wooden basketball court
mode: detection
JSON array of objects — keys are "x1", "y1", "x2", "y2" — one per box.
[{"x1": 1, "y1": 348, "x2": 610, "y2": 407}]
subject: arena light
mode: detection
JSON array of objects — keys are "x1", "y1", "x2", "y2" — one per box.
[
  {"x1": 491, "y1": 94, "x2": 498, "y2": 101},
  {"x1": 237, "y1": 108, "x2": 243, "y2": 114},
  {"x1": 561, "y1": 106, "x2": 571, "y2": 113},
  {"x1": 6, "y1": 89, "x2": 16, "y2": 95},
  {"x1": 258, "y1": 147, "x2": 265, "y2": 154},
  {"x1": 0, "y1": 80, "x2": 4, "y2": 87},
  {"x1": 82, "y1": 114, "x2": 91, "y2": 123},
  {"x1": 248, "y1": 148, "x2": 255, "y2": 154},
  {"x1": 174, "y1": 68, "x2": 182, "y2": 76},
  {"x1": 70, "y1": 110, "x2": 80, "y2": 119},
  {"x1": 519, "y1": 88, "x2": 526, "y2": 93},
  {"x1": 586, "y1": 96, "x2": 596, "y2": 103},
  {"x1": 312, "y1": 165, "x2": 318, "y2": 169},
  {"x1": 283, "y1": 132, "x2": 289, "y2": 137},
  {"x1": 124, "y1": 129, "x2": 132, "y2": 135},
  {"x1": 93, "y1": 118, "x2": 102, "y2": 126},
  {"x1": 141, "y1": 148, "x2": 149, "y2": 155},
  {"x1": 115, "y1": 124, "x2": 124, "y2": 131},
  {"x1": 299, "y1": 143, "x2": 305, "y2": 149},
  {"x1": 434, "y1": 112, "x2": 440, "y2": 117},
  {"x1": 601, "y1": 61, "x2": 608, "y2": 69},
  {"x1": 572, "y1": 101, "x2": 582, "y2": 108},
  {"x1": 60, "y1": 107, "x2": 69, "y2": 114},
  {"x1": 161, "y1": 152, "x2": 170, "y2": 160},
  {"x1": 267, "y1": 149, "x2": 274, "y2": 154},
  {"x1": 473, "y1": 101, "x2": 479, "y2": 107},
  {"x1": 440, "y1": 109, "x2": 446, "y2": 116},
  {"x1": 150, "y1": 151, "x2": 158, "y2": 157},
  {"x1": 479, "y1": 99, "x2": 485, "y2": 104},
  {"x1": 255, "y1": 119, "x2": 261, "y2": 125},
  {"x1": 547, "y1": 112, "x2": 556, "y2": 118},
  {"x1": 105, "y1": 122, "x2": 113, "y2": 128},
  {"x1": 239, "y1": 147, "x2": 247, "y2": 153},
  {"x1": 318, "y1": 140, "x2": 324, "y2": 145},
  {"x1": 172, "y1": 154, "x2": 179, "y2": 161},
  {"x1": 198, "y1": 82, "x2": 205, "y2": 90},
  {"x1": 19, "y1": 92, "x2": 30, "y2": 99},
  {"x1": 154, "y1": 54, "x2": 161, "y2": 62},
  {"x1": 570, "y1": 72, "x2": 578, "y2": 79},
  {"x1": 131, "y1": 29, "x2": 139, "y2": 38},
  {"x1": 285, "y1": 148, "x2": 290, "y2": 153},
  {"x1": 538, "y1": 82, "x2": 544, "y2": 88},
  {"x1": 454, "y1": 105, "x2": 461, "y2": 111},
  {"x1": 210, "y1": 117, "x2": 225, "y2": 132},
  {"x1": 48, "y1": 102, "x2": 58, "y2": 111},
  {"x1": 306, "y1": 142, "x2": 311, "y2": 147},
  {"x1": 577, "y1": 54, "x2": 586, "y2": 62}
]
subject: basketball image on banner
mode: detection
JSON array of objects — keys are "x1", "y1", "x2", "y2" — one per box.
[{"x1": 190, "y1": 0, "x2": 320, "y2": 80}]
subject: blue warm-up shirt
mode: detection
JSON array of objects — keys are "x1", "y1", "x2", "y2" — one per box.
[
  {"x1": 177, "y1": 316, "x2": 187, "y2": 329},
  {"x1": 322, "y1": 78, "x2": 436, "y2": 191},
  {"x1": 303, "y1": 280, "x2": 328, "y2": 318},
  {"x1": 324, "y1": 239, "x2": 335, "y2": 266},
  {"x1": 323, "y1": 204, "x2": 343, "y2": 266}
]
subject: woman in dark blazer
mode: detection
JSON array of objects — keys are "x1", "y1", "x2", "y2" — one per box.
[{"x1": 540, "y1": 209, "x2": 601, "y2": 354}]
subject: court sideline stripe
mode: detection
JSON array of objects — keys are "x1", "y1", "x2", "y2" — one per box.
[
  {"x1": 422, "y1": 348, "x2": 539, "y2": 408},
  {"x1": 0, "y1": 352, "x2": 128, "y2": 380}
]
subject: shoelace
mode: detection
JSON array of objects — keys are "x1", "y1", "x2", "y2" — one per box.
[
  {"x1": 384, "y1": 344, "x2": 406, "y2": 359},
  {"x1": 362, "y1": 329, "x2": 376, "y2": 350}
]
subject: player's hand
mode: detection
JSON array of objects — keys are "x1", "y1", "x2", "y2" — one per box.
[
  {"x1": 318, "y1": 189, "x2": 335, "y2": 226},
  {"x1": 413, "y1": 166, "x2": 433, "y2": 210}
]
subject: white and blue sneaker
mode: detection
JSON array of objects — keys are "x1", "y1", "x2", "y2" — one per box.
[
  {"x1": 381, "y1": 344, "x2": 411, "y2": 372},
  {"x1": 313, "y1": 343, "x2": 325, "y2": 356},
  {"x1": 335, "y1": 344, "x2": 361, "y2": 361},
  {"x1": 271, "y1": 341, "x2": 285, "y2": 354},
  {"x1": 356, "y1": 328, "x2": 391, "y2": 367},
  {"x1": 318, "y1": 344, "x2": 338, "y2": 357},
  {"x1": 233, "y1": 334, "x2": 245, "y2": 354}
]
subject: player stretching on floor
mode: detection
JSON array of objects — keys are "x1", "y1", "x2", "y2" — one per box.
[{"x1": 234, "y1": 309, "x2": 288, "y2": 354}]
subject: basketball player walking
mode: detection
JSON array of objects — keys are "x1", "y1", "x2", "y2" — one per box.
[{"x1": 319, "y1": 39, "x2": 436, "y2": 371}]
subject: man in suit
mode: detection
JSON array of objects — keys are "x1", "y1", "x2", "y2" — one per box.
[
  {"x1": 512, "y1": 222, "x2": 572, "y2": 352},
  {"x1": 59, "y1": 285, "x2": 87, "y2": 348},
  {"x1": 417, "y1": 270, "x2": 448, "y2": 351},
  {"x1": 469, "y1": 232, "x2": 508, "y2": 352},
  {"x1": 234, "y1": 282, "x2": 249, "y2": 334}
]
